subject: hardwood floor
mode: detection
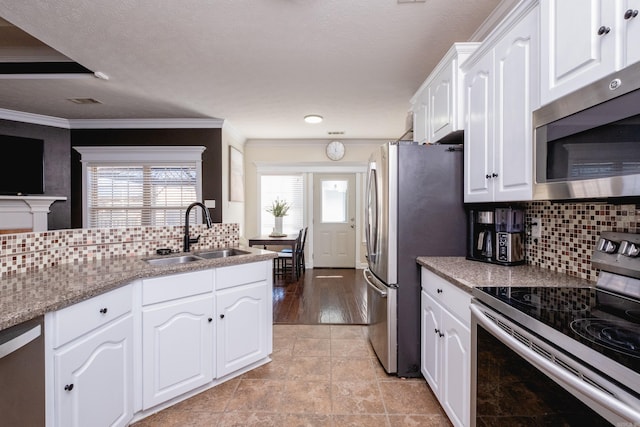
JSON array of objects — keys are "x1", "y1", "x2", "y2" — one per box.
[{"x1": 272, "y1": 268, "x2": 368, "y2": 325}]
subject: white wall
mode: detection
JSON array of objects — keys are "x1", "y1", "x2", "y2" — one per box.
[
  {"x1": 221, "y1": 122, "x2": 246, "y2": 238},
  {"x1": 243, "y1": 139, "x2": 388, "y2": 264}
]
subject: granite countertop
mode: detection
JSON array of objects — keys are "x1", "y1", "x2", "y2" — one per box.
[
  {"x1": 0, "y1": 246, "x2": 277, "y2": 330},
  {"x1": 416, "y1": 256, "x2": 594, "y2": 293}
]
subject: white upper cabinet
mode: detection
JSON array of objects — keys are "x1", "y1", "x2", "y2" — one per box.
[
  {"x1": 541, "y1": 0, "x2": 640, "y2": 105},
  {"x1": 411, "y1": 43, "x2": 479, "y2": 144},
  {"x1": 463, "y1": 1, "x2": 540, "y2": 203}
]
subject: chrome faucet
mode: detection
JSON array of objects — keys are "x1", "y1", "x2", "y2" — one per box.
[{"x1": 183, "y1": 202, "x2": 213, "y2": 252}]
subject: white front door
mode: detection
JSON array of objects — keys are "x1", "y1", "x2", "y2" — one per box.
[{"x1": 312, "y1": 174, "x2": 356, "y2": 268}]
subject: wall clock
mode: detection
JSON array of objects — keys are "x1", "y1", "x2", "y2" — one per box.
[{"x1": 325, "y1": 140, "x2": 345, "y2": 161}]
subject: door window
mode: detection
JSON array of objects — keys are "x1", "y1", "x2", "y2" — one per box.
[{"x1": 321, "y1": 180, "x2": 348, "y2": 223}]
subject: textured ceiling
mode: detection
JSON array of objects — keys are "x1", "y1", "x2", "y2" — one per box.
[{"x1": 0, "y1": 0, "x2": 508, "y2": 140}]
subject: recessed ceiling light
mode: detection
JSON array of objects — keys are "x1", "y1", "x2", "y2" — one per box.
[{"x1": 304, "y1": 115, "x2": 323, "y2": 124}]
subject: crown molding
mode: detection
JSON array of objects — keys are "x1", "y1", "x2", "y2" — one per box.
[
  {"x1": 68, "y1": 118, "x2": 224, "y2": 129},
  {"x1": 0, "y1": 108, "x2": 71, "y2": 128}
]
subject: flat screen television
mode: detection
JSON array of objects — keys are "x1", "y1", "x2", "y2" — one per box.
[{"x1": 0, "y1": 135, "x2": 45, "y2": 195}]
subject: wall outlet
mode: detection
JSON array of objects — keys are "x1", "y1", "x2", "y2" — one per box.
[{"x1": 531, "y1": 217, "x2": 541, "y2": 238}]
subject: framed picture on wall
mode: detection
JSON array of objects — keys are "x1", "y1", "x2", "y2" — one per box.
[{"x1": 229, "y1": 146, "x2": 244, "y2": 202}]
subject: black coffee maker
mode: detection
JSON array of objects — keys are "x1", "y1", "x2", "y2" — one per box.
[{"x1": 467, "y1": 206, "x2": 525, "y2": 266}]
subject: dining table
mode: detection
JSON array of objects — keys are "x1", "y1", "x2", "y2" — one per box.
[{"x1": 248, "y1": 234, "x2": 298, "y2": 280}]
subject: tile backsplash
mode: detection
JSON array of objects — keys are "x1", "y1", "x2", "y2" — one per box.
[
  {"x1": 524, "y1": 201, "x2": 639, "y2": 282},
  {"x1": 0, "y1": 224, "x2": 239, "y2": 277}
]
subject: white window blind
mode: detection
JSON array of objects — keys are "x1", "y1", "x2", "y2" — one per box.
[
  {"x1": 74, "y1": 146, "x2": 205, "y2": 228},
  {"x1": 260, "y1": 174, "x2": 304, "y2": 235},
  {"x1": 87, "y1": 165, "x2": 197, "y2": 227}
]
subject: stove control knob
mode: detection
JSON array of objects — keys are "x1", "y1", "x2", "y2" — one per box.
[
  {"x1": 596, "y1": 238, "x2": 618, "y2": 254},
  {"x1": 619, "y1": 240, "x2": 640, "y2": 257}
]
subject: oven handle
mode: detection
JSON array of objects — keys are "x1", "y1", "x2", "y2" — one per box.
[{"x1": 471, "y1": 304, "x2": 640, "y2": 424}]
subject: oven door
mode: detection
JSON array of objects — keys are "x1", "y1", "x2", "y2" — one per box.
[{"x1": 470, "y1": 302, "x2": 640, "y2": 426}]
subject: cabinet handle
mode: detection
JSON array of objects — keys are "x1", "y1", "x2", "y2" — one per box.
[
  {"x1": 64, "y1": 384, "x2": 74, "y2": 391},
  {"x1": 220, "y1": 314, "x2": 225, "y2": 319},
  {"x1": 437, "y1": 288, "x2": 443, "y2": 294},
  {"x1": 99, "y1": 308, "x2": 108, "y2": 314},
  {"x1": 597, "y1": 26, "x2": 611, "y2": 35},
  {"x1": 624, "y1": 9, "x2": 638, "y2": 19}
]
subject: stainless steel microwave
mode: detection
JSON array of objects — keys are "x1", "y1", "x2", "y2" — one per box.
[{"x1": 533, "y1": 62, "x2": 640, "y2": 201}]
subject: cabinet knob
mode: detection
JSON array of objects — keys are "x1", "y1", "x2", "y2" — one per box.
[
  {"x1": 597, "y1": 26, "x2": 611, "y2": 35},
  {"x1": 437, "y1": 288, "x2": 443, "y2": 294},
  {"x1": 438, "y1": 331, "x2": 444, "y2": 338},
  {"x1": 64, "y1": 384, "x2": 74, "y2": 391},
  {"x1": 624, "y1": 9, "x2": 638, "y2": 19},
  {"x1": 220, "y1": 314, "x2": 225, "y2": 319},
  {"x1": 485, "y1": 174, "x2": 491, "y2": 179},
  {"x1": 208, "y1": 317, "x2": 213, "y2": 322},
  {"x1": 99, "y1": 308, "x2": 108, "y2": 314},
  {"x1": 491, "y1": 173, "x2": 498, "y2": 178}
]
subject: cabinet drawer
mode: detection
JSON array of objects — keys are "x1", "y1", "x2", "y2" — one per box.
[
  {"x1": 142, "y1": 269, "x2": 214, "y2": 306},
  {"x1": 421, "y1": 268, "x2": 471, "y2": 325},
  {"x1": 216, "y1": 261, "x2": 268, "y2": 290},
  {"x1": 53, "y1": 284, "x2": 133, "y2": 348}
]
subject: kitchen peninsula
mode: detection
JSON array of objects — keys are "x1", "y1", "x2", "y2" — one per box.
[{"x1": 0, "y1": 224, "x2": 277, "y2": 426}]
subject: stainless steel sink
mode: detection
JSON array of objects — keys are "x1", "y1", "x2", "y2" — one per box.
[
  {"x1": 144, "y1": 255, "x2": 203, "y2": 266},
  {"x1": 196, "y1": 248, "x2": 250, "y2": 259}
]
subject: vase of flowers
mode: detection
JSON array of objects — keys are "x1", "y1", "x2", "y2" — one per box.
[{"x1": 266, "y1": 198, "x2": 290, "y2": 236}]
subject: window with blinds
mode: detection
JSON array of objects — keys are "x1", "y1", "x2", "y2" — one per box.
[
  {"x1": 87, "y1": 165, "x2": 197, "y2": 227},
  {"x1": 260, "y1": 174, "x2": 304, "y2": 235},
  {"x1": 74, "y1": 146, "x2": 205, "y2": 228}
]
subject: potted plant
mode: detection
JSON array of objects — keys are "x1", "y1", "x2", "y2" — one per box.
[{"x1": 266, "y1": 198, "x2": 290, "y2": 235}]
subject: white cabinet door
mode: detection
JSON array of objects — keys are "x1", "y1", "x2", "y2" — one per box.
[
  {"x1": 142, "y1": 294, "x2": 214, "y2": 409},
  {"x1": 428, "y1": 61, "x2": 455, "y2": 143},
  {"x1": 216, "y1": 281, "x2": 268, "y2": 378},
  {"x1": 463, "y1": 51, "x2": 494, "y2": 203},
  {"x1": 464, "y1": 2, "x2": 538, "y2": 203},
  {"x1": 440, "y1": 310, "x2": 471, "y2": 427},
  {"x1": 421, "y1": 290, "x2": 441, "y2": 396},
  {"x1": 54, "y1": 315, "x2": 134, "y2": 427},
  {"x1": 541, "y1": 0, "x2": 616, "y2": 105},
  {"x1": 493, "y1": 5, "x2": 539, "y2": 202},
  {"x1": 412, "y1": 99, "x2": 428, "y2": 144},
  {"x1": 620, "y1": 0, "x2": 640, "y2": 67}
]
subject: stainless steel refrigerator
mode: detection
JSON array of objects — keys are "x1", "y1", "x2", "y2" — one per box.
[{"x1": 364, "y1": 141, "x2": 466, "y2": 377}]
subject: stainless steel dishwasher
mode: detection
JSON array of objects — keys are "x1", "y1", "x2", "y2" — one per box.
[{"x1": 0, "y1": 315, "x2": 45, "y2": 426}]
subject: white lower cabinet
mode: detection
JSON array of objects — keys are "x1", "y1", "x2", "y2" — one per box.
[
  {"x1": 47, "y1": 260, "x2": 273, "y2": 426},
  {"x1": 421, "y1": 268, "x2": 471, "y2": 427},
  {"x1": 215, "y1": 262, "x2": 272, "y2": 378},
  {"x1": 216, "y1": 282, "x2": 268, "y2": 377},
  {"x1": 50, "y1": 286, "x2": 134, "y2": 427},
  {"x1": 141, "y1": 294, "x2": 214, "y2": 409}
]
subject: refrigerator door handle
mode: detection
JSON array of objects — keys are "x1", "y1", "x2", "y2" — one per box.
[{"x1": 363, "y1": 269, "x2": 387, "y2": 298}]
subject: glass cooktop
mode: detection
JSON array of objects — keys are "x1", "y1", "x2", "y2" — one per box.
[{"x1": 474, "y1": 286, "x2": 640, "y2": 376}]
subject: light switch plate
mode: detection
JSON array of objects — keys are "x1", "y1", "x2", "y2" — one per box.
[{"x1": 531, "y1": 217, "x2": 541, "y2": 238}]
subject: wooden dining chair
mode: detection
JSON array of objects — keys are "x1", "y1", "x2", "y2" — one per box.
[{"x1": 273, "y1": 229, "x2": 303, "y2": 279}]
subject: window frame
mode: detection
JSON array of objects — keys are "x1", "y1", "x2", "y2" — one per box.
[{"x1": 74, "y1": 146, "x2": 205, "y2": 228}]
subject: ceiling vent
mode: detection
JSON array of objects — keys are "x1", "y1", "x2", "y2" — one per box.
[
  {"x1": 328, "y1": 131, "x2": 345, "y2": 135},
  {"x1": 67, "y1": 97, "x2": 102, "y2": 105}
]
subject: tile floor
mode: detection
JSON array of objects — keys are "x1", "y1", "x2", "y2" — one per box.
[{"x1": 133, "y1": 324, "x2": 452, "y2": 426}]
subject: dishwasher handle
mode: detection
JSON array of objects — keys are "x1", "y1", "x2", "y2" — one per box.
[
  {"x1": 0, "y1": 324, "x2": 41, "y2": 359},
  {"x1": 363, "y1": 269, "x2": 387, "y2": 298}
]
